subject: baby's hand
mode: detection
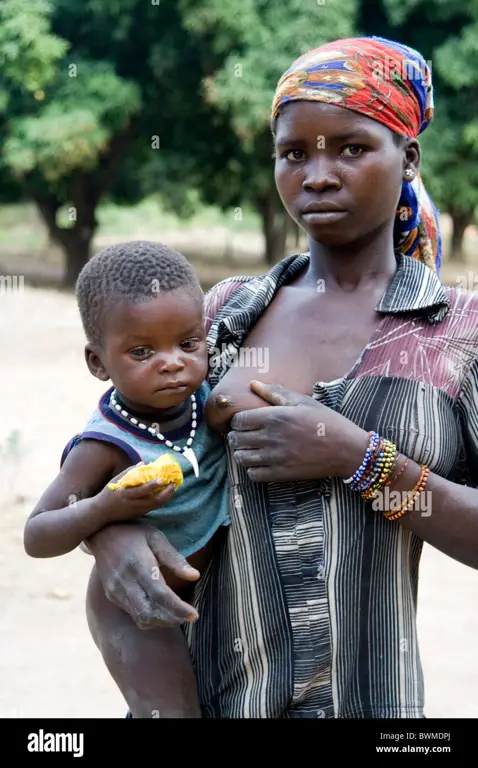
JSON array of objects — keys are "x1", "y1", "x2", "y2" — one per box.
[{"x1": 94, "y1": 464, "x2": 176, "y2": 524}]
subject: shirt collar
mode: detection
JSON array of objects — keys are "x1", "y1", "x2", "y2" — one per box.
[
  {"x1": 211, "y1": 250, "x2": 450, "y2": 349},
  {"x1": 376, "y1": 251, "x2": 450, "y2": 321}
]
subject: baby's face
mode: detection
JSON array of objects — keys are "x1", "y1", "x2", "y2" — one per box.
[{"x1": 98, "y1": 289, "x2": 208, "y2": 413}]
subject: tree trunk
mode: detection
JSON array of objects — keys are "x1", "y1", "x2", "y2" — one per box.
[
  {"x1": 33, "y1": 192, "x2": 97, "y2": 287},
  {"x1": 257, "y1": 189, "x2": 288, "y2": 265},
  {"x1": 63, "y1": 228, "x2": 95, "y2": 286},
  {"x1": 32, "y1": 122, "x2": 137, "y2": 286},
  {"x1": 449, "y1": 210, "x2": 474, "y2": 262}
]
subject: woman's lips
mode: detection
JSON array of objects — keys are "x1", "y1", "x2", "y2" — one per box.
[{"x1": 301, "y1": 210, "x2": 347, "y2": 223}]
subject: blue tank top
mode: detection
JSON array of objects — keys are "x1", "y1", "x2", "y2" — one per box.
[{"x1": 60, "y1": 381, "x2": 230, "y2": 557}]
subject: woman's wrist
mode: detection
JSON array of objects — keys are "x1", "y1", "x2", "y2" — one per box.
[
  {"x1": 340, "y1": 430, "x2": 432, "y2": 521},
  {"x1": 335, "y1": 427, "x2": 370, "y2": 479}
]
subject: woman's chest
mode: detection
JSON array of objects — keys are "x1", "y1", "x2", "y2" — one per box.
[
  {"x1": 210, "y1": 300, "x2": 465, "y2": 479},
  {"x1": 217, "y1": 288, "x2": 382, "y2": 395}
]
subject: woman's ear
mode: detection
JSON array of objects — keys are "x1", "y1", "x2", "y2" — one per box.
[
  {"x1": 85, "y1": 343, "x2": 110, "y2": 381},
  {"x1": 403, "y1": 138, "x2": 421, "y2": 182}
]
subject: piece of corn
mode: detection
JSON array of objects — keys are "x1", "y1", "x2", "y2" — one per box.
[{"x1": 108, "y1": 453, "x2": 184, "y2": 491}]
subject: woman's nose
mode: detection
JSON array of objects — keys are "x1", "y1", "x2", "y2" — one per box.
[{"x1": 302, "y1": 157, "x2": 340, "y2": 192}]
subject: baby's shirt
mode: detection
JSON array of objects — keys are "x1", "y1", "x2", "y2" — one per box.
[{"x1": 60, "y1": 381, "x2": 230, "y2": 557}]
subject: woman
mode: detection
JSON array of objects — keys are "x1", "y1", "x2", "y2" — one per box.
[{"x1": 84, "y1": 36, "x2": 478, "y2": 718}]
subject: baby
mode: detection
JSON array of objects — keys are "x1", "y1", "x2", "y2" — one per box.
[{"x1": 23, "y1": 240, "x2": 239, "y2": 718}]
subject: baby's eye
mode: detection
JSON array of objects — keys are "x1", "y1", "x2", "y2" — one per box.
[
  {"x1": 130, "y1": 347, "x2": 153, "y2": 359},
  {"x1": 181, "y1": 339, "x2": 200, "y2": 351},
  {"x1": 341, "y1": 144, "x2": 364, "y2": 157}
]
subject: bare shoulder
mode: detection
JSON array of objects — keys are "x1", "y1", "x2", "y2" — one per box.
[{"x1": 31, "y1": 438, "x2": 133, "y2": 515}]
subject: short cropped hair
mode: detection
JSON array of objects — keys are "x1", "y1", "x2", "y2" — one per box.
[{"x1": 76, "y1": 240, "x2": 203, "y2": 344}]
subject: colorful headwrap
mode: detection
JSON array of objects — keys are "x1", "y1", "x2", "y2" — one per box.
[{"x1": 271, "y1": 36, "x2": 442, "y2": 273}]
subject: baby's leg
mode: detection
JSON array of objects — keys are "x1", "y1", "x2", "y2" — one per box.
[{"x1": 85, "y1": 538, "x2": 217, "y2": 719}]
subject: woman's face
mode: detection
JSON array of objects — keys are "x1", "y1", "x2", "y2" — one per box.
[{"x1": 274, "y1": 101, "x2": 419, "y2": 247}]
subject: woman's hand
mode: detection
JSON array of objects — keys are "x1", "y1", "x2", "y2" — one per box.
[
  {"x1": 227, "y1": 380, "x2": 369, "y2": 483},
  {"x1": 86, "y1": 522, "x2": 200, "y2": 628}
]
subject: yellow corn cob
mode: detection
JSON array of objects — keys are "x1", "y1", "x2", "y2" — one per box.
[{"x1": 108, "y1": 453, "x2": 184, "y2": 491}]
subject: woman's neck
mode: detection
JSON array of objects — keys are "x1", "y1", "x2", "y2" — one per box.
[{"x1": 304, "y1": 228, "x2": 398, "y2": 293}]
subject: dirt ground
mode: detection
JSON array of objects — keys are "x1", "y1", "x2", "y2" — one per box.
[{"x1": 1, "y1": 274, "x2": 478, "y2": 719}]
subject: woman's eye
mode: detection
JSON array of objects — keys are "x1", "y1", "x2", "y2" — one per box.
[
  {"x1": 283, "y1": 149, "x2": 305, "y2": 162},
  {"x1": 341, "y1": 144, "x2": 364, "y2": 157}
]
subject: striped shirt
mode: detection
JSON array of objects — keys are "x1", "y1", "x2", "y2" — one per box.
[{"x1": 184, "y1": 251, "x2": 478, "y2": 718}]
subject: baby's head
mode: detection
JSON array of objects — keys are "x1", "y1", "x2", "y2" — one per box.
[{"x1": 76, "y1": 240, "x2": 208, "y2": 412}]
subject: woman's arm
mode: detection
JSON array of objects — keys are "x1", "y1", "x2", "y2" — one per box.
[
  {"x1": 397, "y1": 355, "x2": 478, "y2": 569},
  {"x1": 226, "y1": 380, "x2": 478, "y2": 571},
  {"x1": 374, "y1": 453, "x2": 478, "y2": 570}
]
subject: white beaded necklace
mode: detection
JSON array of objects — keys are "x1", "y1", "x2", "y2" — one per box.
[{"x1": 109, "y1": 389, "x2": 199, "y2": 477}]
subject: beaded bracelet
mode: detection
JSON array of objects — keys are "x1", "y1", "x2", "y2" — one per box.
[
  {"x1": 384, "y1": 457, "x2": 409, "y2": 487},
  {"x1": 343, "y1": 431, "x2": 380, "y2": 489},
  {"x1": 361, "y1": 441, "x2": 397, "y2": 501},
  {"x1": 355, "y1": 435, "x2": 387, "y2": 493},
  {"x1": 383, "y1": 464, "x2": 430, "y2": 521},
  {"x1": 343, "y1": 431, "x2": 398, "y2": 498}
]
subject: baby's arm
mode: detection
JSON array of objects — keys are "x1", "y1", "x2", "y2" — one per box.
[{"x1": 23, "y1": 440, "x2": 173, "y2": 558}]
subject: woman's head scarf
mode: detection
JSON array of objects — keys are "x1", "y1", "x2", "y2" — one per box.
[{"x1": 271, "y1": 36, "x2": 442, "y2": 273}]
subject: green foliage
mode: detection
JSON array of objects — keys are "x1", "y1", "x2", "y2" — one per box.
[
  {"x1": 175, "y1": 0, "x2": 358, "y2": 235},
  {"x1": 1, "y1": 0, "x2": 477, "y2": 271},
  {"x1": 0, "y1": 0, "x2": 240, "y2": 207},
  {"x1": 4, "y1": 60, "x2": 141, "y2": 181},
  {"x1": 383, "y1": 0, "x2": 471, "y2": 26},
  {"x1": 433, "y1": 2, "x2": 478, "y2": 89},
  {"x1": 181, "y1": 0, "x2": 357, "y2": 141},
  {"x1": 361, "y1": 0, "x2": 478, "y2": 219},
  {"x1": 419, "y1": 107, "x2": 478, "y2": 213},
  {"x1": 0, "y1": 0, "x2": 67, "y2": 97}
]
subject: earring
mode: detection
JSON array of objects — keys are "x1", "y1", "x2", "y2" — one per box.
[{"x1": 404, "y1": 169, "x2": 414, "y2": 179}]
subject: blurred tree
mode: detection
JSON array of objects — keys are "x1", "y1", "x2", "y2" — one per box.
[
  {"x1": 0, "y1": 0, "x2": 67, "y2": 106},
  {"x1": 179, "y1": 0, "x2": 358, "y2": 264},
  {"x1": 0, "y1": 0, "x2": 236, "y2": 285},
  {"x1": 359, "y1": 0, "x2": 478, "y2": 261},
  {"x1": 0, "y1": 0, "x2": 67, "y2": 204}
]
